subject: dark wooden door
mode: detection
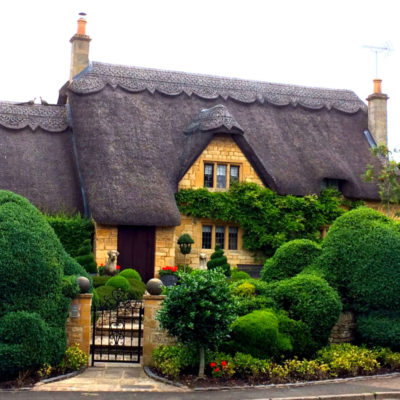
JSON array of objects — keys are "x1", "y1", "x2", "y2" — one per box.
[{"x1": 117, "y1": 226, "x2": 155, "y2": 283}]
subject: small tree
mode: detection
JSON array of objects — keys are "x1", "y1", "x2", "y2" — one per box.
[
  {"x1": 177, "y1": 233, "x2": 194, "y2": 272},
  {"x1": 364, "y1": 145, "x2": 400, "y2": 216},
  {"x1": 207, "y1": 244, "x2": 231, "y2": 277},
  {"x1": 156, "y1": 269, "x2": 236, "y2": 377}
]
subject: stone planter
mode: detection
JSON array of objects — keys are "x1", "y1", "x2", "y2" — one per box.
[{"x1": 160, "y1": 274, "x2": 178, "y2": 287}]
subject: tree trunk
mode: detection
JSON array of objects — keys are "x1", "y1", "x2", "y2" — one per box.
[{"x1": 198, "y1": 346, "x2": 205, "y2": 378}]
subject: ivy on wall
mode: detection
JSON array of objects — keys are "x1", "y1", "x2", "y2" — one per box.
[{"x1": 175, "y1": 183, "x2": 344, "y2": 257}]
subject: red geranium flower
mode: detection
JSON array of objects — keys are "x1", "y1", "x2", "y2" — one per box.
[
  {"x1": 116, "y1": 265, "x2": 121, "y2": 270},
  {"x1": 221, "y1": 360, "x2": 227, "y2": 367},
  {"x1": 209, "y1": 362, "x2": 216, "y2": 368},
  {"x1": 214, "y1": 367, "x2": 220, "y2": 372}
]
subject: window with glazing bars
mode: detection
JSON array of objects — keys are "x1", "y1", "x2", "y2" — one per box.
[
  {"x1": 204, "y1": 164, "x2": 214, "y2": 188},
  {"x1": 202, "y1": 225, "x2": 212, "y2": 249},
  {"x1": 215, "y1": 226, "x2": 225, "y2": 249},
  {"x1": 230, "y1": 165, "x2": 239, "y2": 185},
  {"x1": 228, "y1": 227, "x2": 238, "y2": 250},
  {"x1": 216, "y1": 165, "x2": 227, "y2": 188}
]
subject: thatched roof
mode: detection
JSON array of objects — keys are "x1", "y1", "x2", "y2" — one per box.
[
  {"x1": 67, "y1": 62, "x2": 380, "y2": 226},
  {"x1": 0, "y1": 102, "x2": 84, "y2": 214}
]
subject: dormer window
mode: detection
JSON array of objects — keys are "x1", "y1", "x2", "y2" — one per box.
[
  {"x1": 321, "y1": 178, "x2": 343, "y2": 192},
  {"x1": 204, "y1": 162, "x2": 240, "y2": 189}
]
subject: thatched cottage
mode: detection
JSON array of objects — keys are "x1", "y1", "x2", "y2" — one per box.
[{"x1": 0, "y1": 17, "x2": 388, "y2": 281}]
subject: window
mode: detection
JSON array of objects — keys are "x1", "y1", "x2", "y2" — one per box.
[
  {"x1": 230, "y1": 165, "x2": 239, "y2": 186},
  {"x1": 204, "y1": 162, "x2": 240, "y2": 189},
  {"x1": 202, "y1": 225, "x2": 212, "y2": 249},
  {"x1": 201, "y1": 225, "x2": 239, "y2": 250},
  {"x1": 321, "y1": 178, "x2": 343, "y2": 192},
  {"x1": 215, "y1": 226, "x2": 225, "y2": 249},
  {"x1": 228, "y1": 227, "x2": 238, "y2": 250},
  {"x1": 204, "y1": 164, "x2": 214, "y2": 188}
]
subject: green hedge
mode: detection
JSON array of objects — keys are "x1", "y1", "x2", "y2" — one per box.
[
  {"x1": 105, "y1": 276, "x2": 130, "y2": 292},
  {"x1": 315, "y1": 207, "x2": 400, "y2": 313},
  {"x1": 119, "y1": 268, "x2": 142, "y2": 281},
  {"x1": 261, "y1": 239, "x2": 322, "y2": 282},
  {"x1": 265, "y1": 273, "x2": 342, "y2": 348},
  {"x1": 45, "y1": 213, "x2": 94, "y2": 257}
]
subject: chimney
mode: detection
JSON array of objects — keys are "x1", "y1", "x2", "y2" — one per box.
[
  {"x1": 69, "y1": 13, "x2": 91, "y2": 82},
  {"x1": 367, "y1": 79, "x2": 389, "y2": 146}
]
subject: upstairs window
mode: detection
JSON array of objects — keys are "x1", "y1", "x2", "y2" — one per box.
[
  {"x1": 204, "y1": 162, "x2": 240, "y2": 189},
  {"x1": 228, "y1": 227, "x2": 238, "y2": 250},
  {"x1": 321, "y1": 178, "x2": 343, "y2": 192},
  {"x1": 204, "y1": 164, "x2": 214, "y2": 188}
]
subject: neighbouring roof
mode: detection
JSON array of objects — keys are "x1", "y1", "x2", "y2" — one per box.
[
  {"x1": 65, "y1": 61, "x2": 380, "y2": 226},
  {"x1": 0, "y1": 102, "x2": 84, "y2": 214}
]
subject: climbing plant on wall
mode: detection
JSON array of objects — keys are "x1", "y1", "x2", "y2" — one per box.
[{"x1": 175, "y1": 183, "x2": 344, "y2": 257}]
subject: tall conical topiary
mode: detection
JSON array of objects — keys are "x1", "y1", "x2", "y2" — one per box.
[
  {"x1": 75, "y1": 239, "x2": 97, "y2": 274},
  {"x1": 207, "y1": 244, "x2": 231, "y2": 277}
]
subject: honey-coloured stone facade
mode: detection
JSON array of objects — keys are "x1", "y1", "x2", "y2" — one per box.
[
  {"x1": 179, "y1": 134, "x2": 264, "y2": 190},
  {"x1": 155, "y1": 226, "x2": 176, "y2": 275},
  {"x1": 93, "y1": 222, "x2": 118, "y2": 266}
]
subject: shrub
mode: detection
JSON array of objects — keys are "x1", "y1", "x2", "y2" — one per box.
[
  {"x1": 105, "y1": 275, "x2": 130, "y2": 292},
  {"x1": 376, "y1": 347, "x2": 400, "y2": 370},
  {"x1": 230, "y1": 268, "x2": 251, "y2": 282},
  {"x1": 59, "y1": 343, "x2": 89, "y2": 373},
  {"x1": 316, "y1": 343, "x2": 380, "y2": 377},
  {"x1": 357, "y1": 312, "x2": 400, "y2": 350},
  {"x1": 61, "y1": 275, "x2": 80, "y2": 299},
  {"x1": 45, "y1": 213, "x2": 94, "y2": 257},
  {"x1": 208, "y1": 353, "x2": 235, "y2": 378},
  {"x1": 283, "y1": 358, "x2": 330, "y2": 381},
  {"x1": 127, "y1": 279, "x2": 146, "y2": 300},
  {"x1": 157, "y1": 269, "x2": 236, "y2": 377},
  {"x1": 233, "y1": 295, "x2": 275, "y2": 316},
  {"x1": 207, "y1": 244, "x2": 231, "y2": 277},
  {"x1": 74, "y1": 239, "x2": 97, "y2": 274},
  {"x1": 265, "y1": 273, "x2": 342, "y2": 348},
  {"x1": 119, "y1": 268, "x2": 142, "y2": 281},
  {"x1": 0, "y1": 190, "x2": 88, "y2": 378},
  {"x1": 152, "y1": 345, "x2": 198, "y2": 380},
  {"x1": 315, "y1": 207, "x2": 400, "y2": 312},
  {"x1": 261, "y1": 239, "x2": 322, "y2": 282},
  {"x1": 93, "y1": 275, "x2": 111, "y2": 288},
  {"x1": 232, "y1": 282, "x2": 256, "y2": 297},
  {"x1": 230, "y1": 309, "x2": 292, "y2": 360},
  {"x1": 95, "y1": 286, "x2": 124, "y2": 309},
  {"x1": 232, "y1": 352, "x2": 270, "y2": 379}
]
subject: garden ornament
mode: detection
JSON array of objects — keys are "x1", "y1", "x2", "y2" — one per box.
[
  {"x1": 104, "y1": 249, "x2": 120, "y2": 275},
  {"x1": 199, "y1": 252, "x2": 207, "y2": 270}
]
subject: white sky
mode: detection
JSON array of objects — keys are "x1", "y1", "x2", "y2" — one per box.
[{"x1": 0, "y1": 0, "x2": 398, "y2": 149}]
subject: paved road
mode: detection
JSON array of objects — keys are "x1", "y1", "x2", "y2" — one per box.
[{"x1": 2, "y1": 375, "x2": 400, "y2": 400}]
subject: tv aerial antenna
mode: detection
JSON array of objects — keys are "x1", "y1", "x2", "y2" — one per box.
[{"x1": 363, "y1": 42, "x2": 393, "y2": 77}]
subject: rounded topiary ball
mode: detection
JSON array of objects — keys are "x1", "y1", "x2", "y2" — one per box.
[
  {"x1": 146, "y1": 278, "x2": 163, "y2": 295},
  {"x1": 261, "y1": 239, "x2": 322, "y2": 282},
  {"x1": 105, "y1": 275, "x2": 130, "y2": 292},
  {"x1": 119, "y1": 268, "x2": 142, "y2": 281}
]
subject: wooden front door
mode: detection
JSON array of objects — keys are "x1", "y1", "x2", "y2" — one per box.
[{"x1": 117, "y1": 226, "x2": 155, "y2": 283}]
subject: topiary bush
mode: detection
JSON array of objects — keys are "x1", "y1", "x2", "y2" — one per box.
[
  {"x1": 265, "y1": 273, "x2": 342, "y2": 348},
  {"x1": 93, "y1": 275, "x2": 110, "y2": 288},
  {"x1": 61, "y1": 275, "x2": 80, "y2": 299},
  {"x1": 232, "y1": 295, "x2": 275, "y2": 317},
  {"x1": 119, "y1": 268, "x2": 142, "y2": 281},
  {"x1": 356, "y1": 311, "x2": 400, "y2": 351},
  {"x1": 230, "y1": 309, "x2": 292, "y2": 360},
  {"x1": 105, "y1": 275, "x2": 130, "y2": 292},
  {"x1": 207, "y1": 244, "x2": 231, "y2": 277},
  {"x1": 230, "y1": 268, "x2": 251, "y2": 282},
  {"x1": 315, "y1": 207, "x2": 400, "y2": 313},
  {"x1": 261, "y1": 239, "x2": 322, "y2": 282},
  {"x1": 127, "y1": 279, "x2": 146, "y2": 300},
  {"x1": 0, "y1": 190, "x2": 90, "y2": 378},
  {"x1": 95, "y1": 286, "x2": 122, "y2": 309},
  {"x1": 74, "y1": 239, "x2": 97, "y2": 274},
  {"x1": 232, "y1": 282, "x2": 256, "y2": 297}
]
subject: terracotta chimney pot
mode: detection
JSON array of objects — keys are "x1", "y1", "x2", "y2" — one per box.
[
  {"x1": 373, "y1": 78, "x2": 382, "y2": 94},
  {"x1": 77, "y1": 18, "x2": 87, "y2": 35}
]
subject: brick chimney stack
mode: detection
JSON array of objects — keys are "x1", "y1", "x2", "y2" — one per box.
[
  {"x1": 367, "y1": 79, "x2": 389, "y2": 146},
  {"x1": 69, "y1": 13, "x2": 91, "y2": 82}
]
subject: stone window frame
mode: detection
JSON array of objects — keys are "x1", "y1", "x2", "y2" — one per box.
[
  {"x1": 201, "y1": 224, "x2": 240, "y2": 250},
  {"x1": 203, "y1": 161, "x2": 242, "y2": 190}
]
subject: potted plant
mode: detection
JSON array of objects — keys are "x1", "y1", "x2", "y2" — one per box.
[
  {"x1": 177, "y1": 233, "x2": 194, "y2": 272},
  {"x1": 159, "y1": 266, "x2": 179, "y2": 286}
]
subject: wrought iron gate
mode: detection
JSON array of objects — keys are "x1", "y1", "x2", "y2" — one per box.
[{"x1": 91, "y1": 289, "x2": 144, "y2": 364}]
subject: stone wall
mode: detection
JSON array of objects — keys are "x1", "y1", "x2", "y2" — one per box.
[
  {"x1": 142, "y1": 295, "x2": 176, "y2": 366},
  {"x1": 155, "y1": 227, "x2": 176, "y2": 275},
  {"x1": 329, "y1": 311, "x2": 356, "y2": 344},
  {"x1": 179, "y1": 134, "x2": 264, "y2": 190},
  {"x1": 174, "y1": 215, "x2": 259, "y2": 269},
  {"x1": 93, "y1": 222, "x2": 118, "y2": 266},
  {"x1": 65, "y1": 294, "x2": 93, "y2": 358}
]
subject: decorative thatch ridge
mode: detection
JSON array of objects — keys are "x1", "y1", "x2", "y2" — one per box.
[
  {"x1": 184, "y1": 105, "x2": 244, "y2": 134},
  {"x1": 0, "y1": 102, "x2": 69, "y2": 132},
  {"x1": 69, "y1": 62, "x2": 366, "y2": 114}
]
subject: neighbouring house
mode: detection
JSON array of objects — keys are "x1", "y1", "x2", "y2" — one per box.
[{"x1": 0, "y1": 16, "x2": 389, "y2": 282}]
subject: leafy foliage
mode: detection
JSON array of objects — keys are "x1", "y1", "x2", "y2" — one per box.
[
  {"x1": 157, "y1": 269, "x2": 236, "y2": 376},
  {"x1": 59, "y1": 343, "x2": 89, "y2": 373},
  {"x1": 119, "y1": 268, "x2": 142, "y2": 281},
  {"x1": 261, "y1": 239, "x2": 322, "y2": 282},
  {"x1": 45, "y1": 213, "x2": 94, "y2": 257},
  {"x1": 315, "y1": 207, "x2": 400, "y2": 313},
  {"x1": 207, "y1": 244, "x2": 231, "y2": 276},
  {"x1": 105, "y1": 275, "x2": 130, "y2": 292},
  {"x1": 232, "y1": 295, "x2": 275, "y2": 317},
  {"x1": 74, "y1": 239, "x2": 97, "y2": 274},
  {"x1": 175, "y1": 183, "x2": 344, "y2": 256},
  {"x1": 230, "y1": 268, "x2": 251, "y2": 281}
]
